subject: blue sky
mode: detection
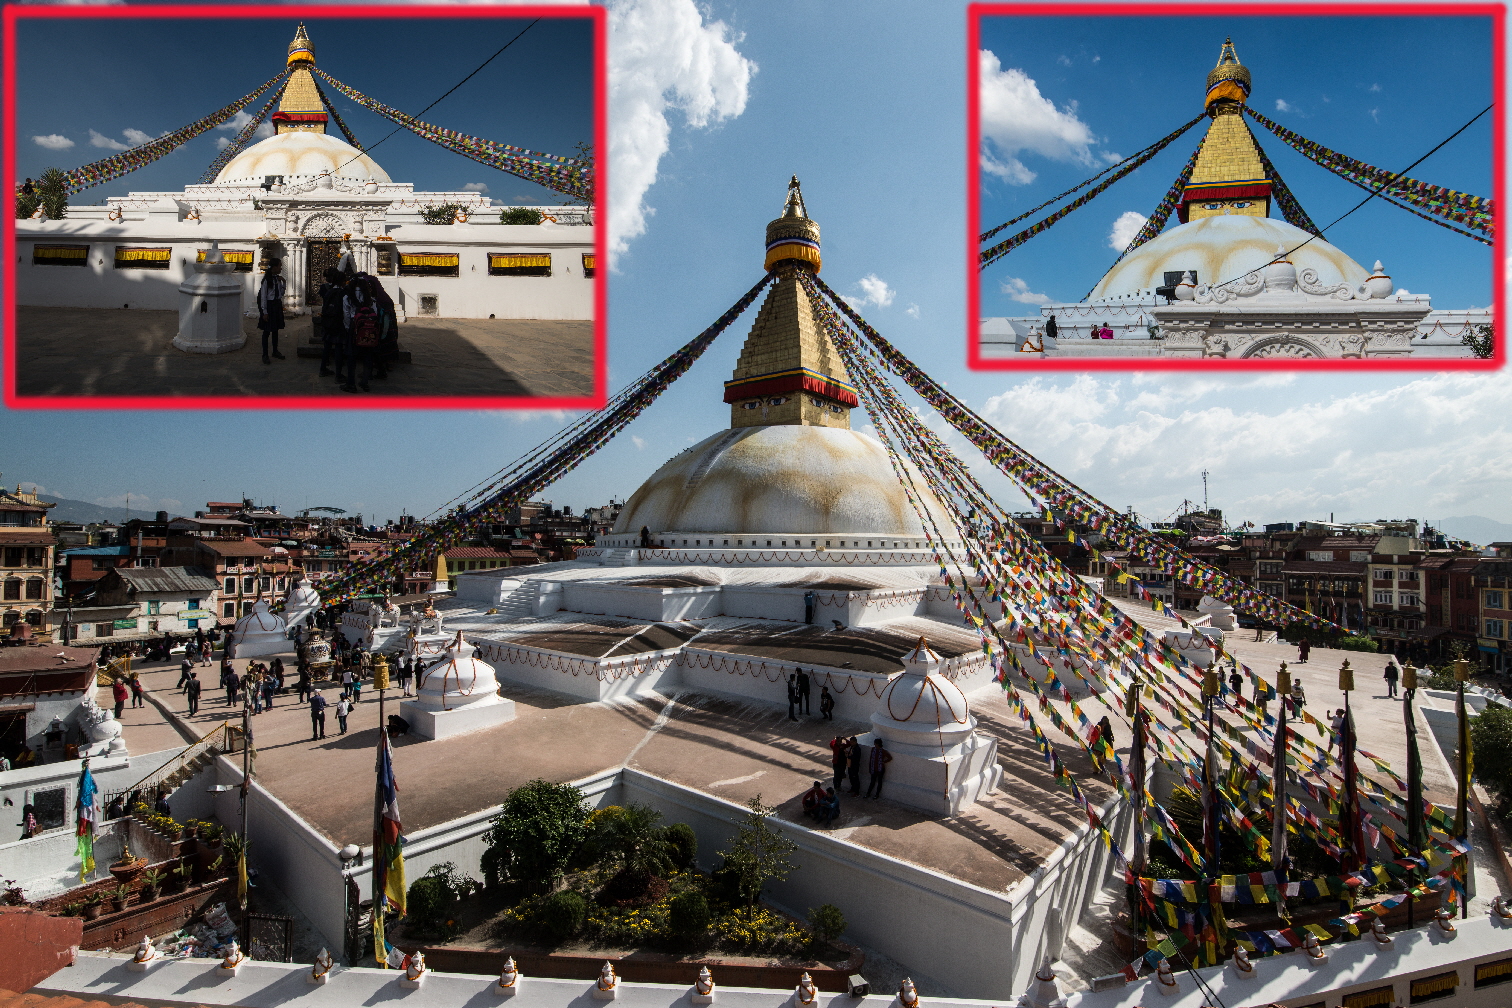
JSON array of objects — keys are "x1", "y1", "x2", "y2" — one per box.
[
  {"x1": 3, "y1": 0, "x2": 1509, "y2": 534},
  {"x1": 13, "y1": 15, "x2": 593, "y2": 205},
  {"x1": 977, "y1": 14, "x2": 1496, "y2": 316}
]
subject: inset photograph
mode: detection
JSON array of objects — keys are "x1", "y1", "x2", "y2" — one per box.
[
  {"x1": 4, "y1": 6, "x2": 604, "y2": 407},
  {"x1": 969, "y1": 6, "x2": 1501, "y2": 367}
]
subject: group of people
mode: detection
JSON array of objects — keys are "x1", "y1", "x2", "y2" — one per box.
[
  {"x1": 255, "y1": 261, "x2": 399, "y2": 392},
  {"x1": 785, "y1": 670, "x2": 835, "y2": 721},
  {"x1": 828, "y1": 735, "x2": 893, "y2": 801}
]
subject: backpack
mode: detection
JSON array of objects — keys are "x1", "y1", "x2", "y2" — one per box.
[{"x1": 352, "y1": 305, "x2": 380, "y2": 347}]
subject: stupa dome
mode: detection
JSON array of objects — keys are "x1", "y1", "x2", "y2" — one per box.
[
  {"x1": 612, "y1": 425, "x2": 952, "y2": 537},
  {"x1": 1090, "y1": 215, "x2": 1369, "y2": 301},
  {"x1": 414, "y1": 634, "x2": 501, "y2": 711},
  {"x1": 871, "y1": 640, "x2": 974, "y2": 744},
  {"x1": 213, "y1": 131, "x2": 390, "y2": 186}
]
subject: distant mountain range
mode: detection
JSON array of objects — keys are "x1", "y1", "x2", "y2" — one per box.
[
  {"x1": 40, "y1": 497, "x2": 163, "y2": 525},
  {"x1": 1434, "y1": 515, "x2": 1512, "y2": 546}
]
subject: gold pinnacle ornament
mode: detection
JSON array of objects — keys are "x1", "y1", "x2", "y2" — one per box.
[
  {"x1": 1404, "y1": 665, "x2": 1418, "y2": 690},
  {"x1": 372, "y1": 654, "x2": 391, "y2": 690},
  {"x1": 1339, "y1": 659, "x2": 1354, "y2": 692},
  {"x1": 1277, "y1": 662, "x2": 1291, "y2": 696}
]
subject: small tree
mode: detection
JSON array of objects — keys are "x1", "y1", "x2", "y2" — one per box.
[
  {"x1": 588, "y1": 802, "x2": 676, "y2": 902},
  {"x1": 717, "y1": 795, "x2": 798, "y2": 905},
  {"x1": 1463, "y1": 323, "x2": 1495, "y2": 359},
  {"x1": 1471, "y1": 705, "x2": 1512, "y2": 812},
  {"x1": 667, "y1": 890, "x2": 711, "y2": 936},
  {"x1": 534, "y1": 889, "x2": 586, "y2": 943},
  {"x1": 806, "y1": 904, "x2": 846, "y2": 942},
  {"x1": 420, "y1": 202, "x2": 469, "y2": 225},
  {"x1": 16, "y1": 168, "x2": 68, "y2": 220},
  {"x1": 406, "y1": 862, "x2": 476, "y2": 937},
  {"x1": 500, "y1": 206, "x2": 544, "y2": 225},
  {"x1": 482, "y1": 780, "x2": 590, "y2": 889},
  {"x1": 662, "y1": 822, "x2": 697, "y2": 869}
]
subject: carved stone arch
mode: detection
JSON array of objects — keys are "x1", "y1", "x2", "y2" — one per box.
[
  {"x1": 301, "y1": 212, "x2": 346, "y2": 237},
  {"x1": 1241, "y1": 337, "x2": 1325, "y2": 359}
]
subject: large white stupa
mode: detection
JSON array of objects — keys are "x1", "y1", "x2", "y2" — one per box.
[
  {"x1": 980, "y1": 40, "x2": 1488, "y2": 360},
  {"x1": 16, "y1": 24, "x2": 592, "y2": 323}
]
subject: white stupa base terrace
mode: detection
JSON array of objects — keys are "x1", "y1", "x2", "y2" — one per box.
[
  {"x1": 856, "y1": 727, "x2": 1003, "y2": 816},
  {"x1": 399, "y1": 693, "x2": 517, "y2": 740}
]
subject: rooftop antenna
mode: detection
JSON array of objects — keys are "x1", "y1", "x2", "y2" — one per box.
[{"x1": 1202, "y1": 469, "x2": 1210, "y2": 512}]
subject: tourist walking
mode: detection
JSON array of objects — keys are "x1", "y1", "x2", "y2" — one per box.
[
  {"x1": 864, "y1": 739, "x2": 892, "y2": 798},
  {"x1": 1228, "y1": 670, "x2": 1243, "y2": 696},
  {"x1": 185, "y1": 673, "x2": 202, "y2": 716},
  {"x1": 819, "y1": 686, "x2": 834, "y2": 720},
  {"x1": 786, "y1": 675, "x2": 801, "y2": 721},
  {"x1": 340, "y1": 274, "x2": 385, "y2": 392},
  {"x1": 796, "y1": 668, "x2": 812, "y2": 714},
  {"x1": 128, "y1": 672, "x2": 145, "y2": 708},
  {"x1": 845, "y1": 737, "x2": 862, "y2": 794},
  {"x1": 309, "y1": 692, "x2": 328, "y2": 740},
  {"x1": 262, "y1": 675, "x2": 277, "y2": 710},
  {"x1": 316, "y1": 268, "x2": 348, "y2": 378},
  {"x1": 111, "y1": 678, "x2": 129, "y2": 720},
  {"x1": 1384, "y1": 662, "x2": 1400, "y2": 698},
  {"x1": 177, "y1": 658, "x2": 194, "y2": 692},
  {"x1": 340, "y1": 667, "x2": 355, "y2": 700},
  {"x1": 296, "y1": 670, "x2": 311, "y2": 704},
  {"x1": 335, "y1": 696, "x2": 351, "y2": 735},
  {"x1": 397, "y1": 657, "x2": 413, "y2": 696},
  {"x1": 256, "y1": 258, "x2": 287, "y2": 365},
  {"x1": 1291, "y1": 679, "x2": 1307, "y2": 708}
]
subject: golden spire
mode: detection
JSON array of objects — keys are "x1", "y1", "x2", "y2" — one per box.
[
  {"x1": 275, "y1": 24, "x2": 328, "y2": 135},
  {"x1": 1182, "y1": 38, "x2": 1268, "y2": 222},
  {"x1": 724, "y1": 178, "x2": 856, "y2": 430}
]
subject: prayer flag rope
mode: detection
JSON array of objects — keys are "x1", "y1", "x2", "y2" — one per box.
[
  {"x1": 979, "y1": 114, "x2": 1207, "y2": 244},
  {"x1": 314, "y1": 70, "x2": 591, "y2": 202},
  {"x1": 1256, "y1": 141, "x2": 1321, "y2": 235},
  {"x1": 313, "y1": 76, "x2": 364, "y2": 152},
  {"x1": 306, "y1": 274, "x2": 774, "y2": 606},
  {"x1": 62, "y1": 72, "x2": 289, "y2": 194},
  {"x1": 1111, "y1": 143, "x2": 1201, "y2": 263},
  {"x1": 199, "y1": 82, "x2": 288, "y2": 184},
  {"x1": 1245, "y1": 107, "x2": 1492, "y2": 238}
]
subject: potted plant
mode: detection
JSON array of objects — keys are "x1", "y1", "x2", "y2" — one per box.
[
  {"x1": 208, "y1": 855, "x2": 225, "y2": 878},
  {"x1": 139, "y1": 869, "x2": 163, "y2": 902},
  {"x1": 81, "y1": 893, "x2": 104, "y2": 921},
  {"x1": 172, "y1": 860, "x2": 195, "y2": 891},
  {"x1": 109, "y1": 844, "x2": 147, "y2": 885},
  {"x1": 108, "y1": 884, "x2": 130, "y2": 914},
  {"x1": 62, "y1": 903, "x2": 83, "y2": 917}
]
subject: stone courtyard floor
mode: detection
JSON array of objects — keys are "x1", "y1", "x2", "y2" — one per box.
[{"x1": 12, "y1": 306, "x2": 595, "y2": 400}]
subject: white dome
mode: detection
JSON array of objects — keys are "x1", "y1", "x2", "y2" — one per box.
[
  {"x1": 613, "y1": 426, "x2": 952, "y2": 536},
  {"x1": 234, "y1": 598, "x2": 286, "y2": 636},
  {"x1": 1090, "y1": 215, "x2": 1369, "y2": 300},
  {"x1": 414, "y1": 638, "x2": 501, "y2": 712},
  {"x1": 213, "y1": 131, "x2": 390, "y2": 185},
  {"x1": 870, "y1": 642, "x2": 974, "y2": 744}
]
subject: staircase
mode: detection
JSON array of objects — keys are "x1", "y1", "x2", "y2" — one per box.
[
  {"x1": 117, "y1": 722, "x2": 233, "y2": 799},
  {"x1": 592, "y1": 548, "x2": 640, "y2": 567},
  {"x1": 487, "y1": 580, "x2": 538, "y2": 619}
]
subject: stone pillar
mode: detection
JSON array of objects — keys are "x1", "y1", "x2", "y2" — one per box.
[
  {"x1": 173, "y1": 242, "x2": 246, "y2": 354},
  {"x1": 281, "y1": 238, "x2": 307, "y2": 314}
]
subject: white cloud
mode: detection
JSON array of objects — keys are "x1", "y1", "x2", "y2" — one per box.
[
  {"x1": 1056, "y1": 54, "x2": 1072, "y2": 67},
  {"x1": 121, "y1": 128, "x2": 159, "y2": 146},
  {"x1": 32, "y1": 134, "x2": 74, "y2": 150},
  {"x1": 905, "y1": 304, "x2": 920, "y2": 319},
  {"x1": 460, "y1": 183, "x2": 490, "y2": 193},
  {"x1": 975, "y1": 374, "x2": 1512, "y2": 524},
  {"x1": 608, "y1": 0, "x2": 756, "y2": 259},
  {"x1": 217, "y1": 111, "x2": 254, "y2": 133},
  {"x1": 1000, "y1": 277, "x2": 1052, "y2": 306},
  {"x1": 844, "y1": 274, "x2": 895, "y2": 309},
  {"x1": 88, "y1": 130, "x2": 130, "y2": 150},
  {"x1": 1368, "y1": 83, "x2": 1381, "y2": 93},
  {"x1": 215, "y1": 137, "x2": 232, "y2": 150},
  {"x1": 631, "y1": 436, "x2": 646, "y2": 450},
  {"x1": 979, "y1": 49, "x2": 1097, "y2": 185},
  {"x1": 253, "y1": 122, "x2": 275, "y2": 140},
  {"x1": 1108, "y1": 210, "x2": 1147, "y2": 251},
  {"x1": 1275, "y1": 99, "x2": 1293, "y2": 113},
  {"x1": 1368, "y1": 108, "x2": 1380, "y2": 123}
]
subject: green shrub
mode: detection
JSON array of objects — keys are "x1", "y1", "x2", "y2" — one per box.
[
  {"x1": 420, "y1": 203, "x2": 469, "y2": 225},
  {"x1": 500, "y1": 207, "x2": 544, "y2": 225},
  {"x1": 535, "y1": 889, "x2": 587, "y2": 943},
  {"x1": 667, "y1": 890, "x2": 710, "y2": 936},
  {"x1": 662, "y1": 823, "x2": 697, "y2": 870},
  {"x1": 1336, "y1": 635, "x2": 1380, "y2": 653},
  {"x1": 483, "y1": 780, "x2": 590, "y2": 889},
  {"x1": 406, "y1": 862, "x2": 477, "y2": 937},
  {"x1": 806, "y1": 904, "x2": 846, "y2": 941}
]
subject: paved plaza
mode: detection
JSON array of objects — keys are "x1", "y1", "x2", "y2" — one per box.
[{"x1": 12, "y1": 307, "x2": 595, "y2": 400}]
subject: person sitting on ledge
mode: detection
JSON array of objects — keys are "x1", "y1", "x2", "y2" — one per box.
[{"x1": 800, "y1": 780, "x2": 826, "y2": 820}]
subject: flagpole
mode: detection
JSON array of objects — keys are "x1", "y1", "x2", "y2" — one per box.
[
  {"x1": 1270, "y1": 662, "x2": 1291, "y2": 920},
  {"x1": 1126, "y1": 674, "x2": 1148, "y2": 934},
  {"x1": 1338, "y1": 659, "x2": 1363, "y2": 911},
  {"x1": 1454, "y1": 657, "x2": 1472, "y2": 920},
  {"x1": 1404, "y1": 664, "x2": 1423, "y2": 929},
  {"x1": 1201, "y1": 668, "x2": 1221, "y2": 878},
  {"x1": 371, "y1": 653, "x2": 391, "y2": 965},
  {"x1": 238, "y1": 661, "x2": 252, "y2": 940}
]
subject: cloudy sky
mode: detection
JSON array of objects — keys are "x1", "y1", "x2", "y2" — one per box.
[
  {"x1": 977, "y1": 13, "x2": 1496, "y2": 316},
  {"x1": 3, "y1": 0, "x2": 1509, "y2": 538}
]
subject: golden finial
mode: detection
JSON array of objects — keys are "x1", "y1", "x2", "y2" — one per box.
[
  {"x1": 764, "y1": 176, "x2": 821, "y2": 273},
  {"x1": 287, "y1": 23, "x2": 316, "y2": 68},
  {"x1": 1204, "y1": 37, "x2": 1251, "y2": 112}
]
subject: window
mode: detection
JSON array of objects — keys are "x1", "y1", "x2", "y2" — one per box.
[
  {"x1": 1373, "y1": 591, "x2": 1393, "y2": 604},
  {"x1": 375, "y1": 244, "x2": 397, "y2": 275},
  {"x1": 186, "y1": 619, "x2": 199, "y2": 629},
  {"x1": 242, "y1": 577, "x2": 254, "y2": 594},
  {"x1": 225, "y1": 578, "x2": 236, "y2": 593},
  {"x1": 398, "y1": 253, "x2": 459, "y2": 277},
  {"x1": 1259, "y1": 562, "x2": 1282, "y2": 575},
  {"x1": 1374, "y1": 569, "x2": 1395, "y2": 580},
  {"x1": 2, "y1": 580, "x2": 18, "y2": 600},
  {"x1": 94, "y1": 622, "x2": 114, "y2": 637},
  {"x1": 147, "y1": 620, "x2": 158, "y2": 632},
  {"x1": 25, "y1": 548, "x2": 44, "y2": 567},
  {"x1": 195, "y1": 248, "x2": 254, "y2": 272},
  {"x1": 1475, "y1": 958, "x2": 1512, "y2": 988},
  {"x1": 1, "y1": 547, "x2": 19, "y2": 567},
  {"x1": 223, "y1": 602, "x2": 236, "y2": 618},
  {"x1": 1410, "y1": 972, "x2": 1459, "y2": 1004},
  {"x1": 488, "y1": 253, "x2": 551, "y2": 277},
  {"x1": 1488, "y1": 620, "x2": 1506, "y2": 639},
  {"x1": 137, "y1": 557, "x2": 156, "y2": 567},
  {"x1": 1487, "y1": 590, "x2": 1505, "y2": 610},
  {"x1": 187, "y1": 599, "x2": 202, "y2": 610},
  {"x1": 582, "y1": 253, "x2": 596, "y2": 278},
  {"x1": 146, "y1": 600, "x2": 161, "y2": 615},
  {"x1": 1306, "y1": 551, "x2": 1335, "y2": 561},
  {"x1": 1399, "y1": 593, "x2": 1420, "y2": 606},
  {"x1": 33, "y1": 244, "x2": 90, "y2": 267},
  {"x1": 24, "y1": 579, "x2": 43, "y2": 600},
  {"x1": 93, "y1": 558, "x2": 115, "y2": 571},
  {"x1": 29, "y1": 787, "x2": 67, "y2": 831},
  {"x1": 1399, "y1": 569, "x2": 1419, "y2": 582},
  {"x1": 114, "y1": 246, "x2": 172, "y2": 270},
  {"x1": 1349, "y1": 551, "x2": 1370, "y2": 562},
  {"x1": 1342, "y1": 986, "x2": 1396, "y2": 1008},
  {"x1": 259, "y1": 577, "x2": 271, "y2": 592}
]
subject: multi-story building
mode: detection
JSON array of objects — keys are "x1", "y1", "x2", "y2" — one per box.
[
  {"x1": 1474, "y1": 549, "x2": 1511, "y2": 673},
  {"x1": 0, "y1": 484, "x2": 56, "y2": 640},
  {"x1": 82, "y1": 566, "x2": 222, "y2": 643},
  {"x1": 158, "y1": 537, "x2": 304, "y2": 623}
]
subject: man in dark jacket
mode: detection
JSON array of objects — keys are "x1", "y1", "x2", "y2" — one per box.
[
  {"x1": 185, "y1": 673, "x2": 202, "y2": 716},
  {"x1": 309, "y1": 691, "x2": 328, "y2": 740}
]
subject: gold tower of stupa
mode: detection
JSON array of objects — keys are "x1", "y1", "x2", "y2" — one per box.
[
  {"x1": 1179, "y1": 39, "x2": 1271, "y2": 223},
  {"x1": 722, "y1": 177, "x2": 857, "y2": 431},
  {"x1": 273, "y1": 24, "x2": 329, "y2": 135}
]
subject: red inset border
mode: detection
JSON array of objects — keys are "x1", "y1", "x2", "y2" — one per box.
[
  {"x1": 3, "y1": 4, "x2": 608, "y2": 410},
  {"x1": 966, "y1": 2, "x2": 1505, "y2": 372}
]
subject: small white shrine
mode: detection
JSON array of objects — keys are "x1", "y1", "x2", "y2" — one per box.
[
  {"x1": 400, "y1": 632, "x2": 516, "y2": 740},
  {"x1": 230, "y1": 599, "x2": 289, "y2": 658}
]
